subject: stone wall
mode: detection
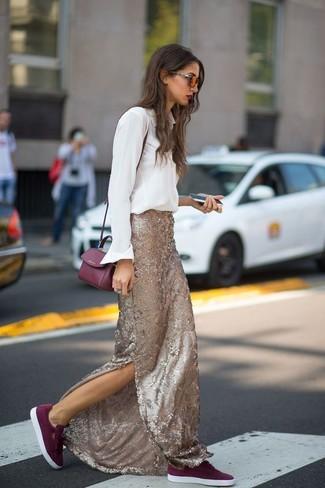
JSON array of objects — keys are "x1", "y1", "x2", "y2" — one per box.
[
  {"x1": 186, "y1": 0, "x2": 248, "y2": 154},
  {"x1": 63, "y1": 0, "x2": 146, "y2": 169},
  {"x1": 277, "y1": 0, "x2": 325, "y2": 152}
]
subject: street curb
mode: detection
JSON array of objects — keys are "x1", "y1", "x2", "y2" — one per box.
[
  {"x1": 0, "y1": 277, "x2": 311, "y2": 338},
  {"x1": 190, "y1": 277, "x2": 309, "y2": 304},
  {"x1": 0, "y1": 305, "x2": 119, "y2": 337}
]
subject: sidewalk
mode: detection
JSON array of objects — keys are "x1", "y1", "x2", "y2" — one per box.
[{"x1": 23, "y1": 221, "x2": 73, "y2": 274}]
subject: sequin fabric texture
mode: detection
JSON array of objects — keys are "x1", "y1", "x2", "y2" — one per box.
[{"x1": 59, "y1": 210, "x2": 213, "y2": 475}]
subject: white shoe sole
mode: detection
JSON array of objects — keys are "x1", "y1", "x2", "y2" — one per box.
[
  {"x1": 30, "y1": 407, "x2": 62, "y2": 470},
  {"x1": 167, "y1": 474, "x2": 235, "y2": 486}
]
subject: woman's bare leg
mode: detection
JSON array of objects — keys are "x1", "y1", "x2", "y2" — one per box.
[{"x1": 49, "y1": 362, "x2": 135, "y2": 427}]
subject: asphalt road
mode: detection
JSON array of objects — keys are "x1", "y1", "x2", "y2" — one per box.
[
  {"x1": 0, "y1": 269, "x2": 116, "y2": 326},
  {"x1": 0, "y1": 257, "x2": 322, "y2": 326},
  {"x1": 1, "y1": 284, "x2": 325, "y2": 487}
]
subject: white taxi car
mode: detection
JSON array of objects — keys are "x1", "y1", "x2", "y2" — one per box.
[{"x1": 72, "y1": 150, "x2": 325, "y2": 287}]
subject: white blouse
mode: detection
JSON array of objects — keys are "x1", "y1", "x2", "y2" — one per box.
[{"x1": 100, "y1": 106, "x2": 179, "y2": 264}]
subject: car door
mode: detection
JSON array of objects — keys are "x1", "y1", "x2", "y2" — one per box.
[
  {"x1": 278, "y1": 162, "x2": 325, "y2": 255},
  {"x1": 237, "y1": 164, "x2": 298, "y2": 267}
]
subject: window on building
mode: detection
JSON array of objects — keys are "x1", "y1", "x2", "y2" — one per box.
[
  {"x1": 9, "y1": 0, "x2": 61, "y2": 92},
  {"x1": 145, "y1": 0, "x2": 180, "y2": 66},
  {"x1": 246, "y1": 0, "x2": 278, "y2": 110}
]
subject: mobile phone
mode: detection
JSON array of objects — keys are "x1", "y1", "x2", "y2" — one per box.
[{"x1": 190, "y1": 193, "x2": 223, "y2": 205}]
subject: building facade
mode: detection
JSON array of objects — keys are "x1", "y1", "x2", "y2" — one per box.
[{"x1": 0, "y1": 0, "x2": 325, "y2": 217}]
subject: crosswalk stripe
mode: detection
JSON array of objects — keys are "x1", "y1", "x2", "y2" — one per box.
[
  {"x1": 0, "y1": 418, "x2": 70, "y2": 467},
  {"x1": 1, "y1": 420, "x2": 325, "y2": 488},
  {"x1": 0, "y1": 420, "x2": 40, "y2": 466},
  {"x1": 84, "y1": 431, "x2": 325, "y2": 488}
]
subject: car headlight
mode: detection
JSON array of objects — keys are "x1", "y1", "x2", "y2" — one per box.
[
  {"x1": 175, "y1": 214, "x2": 206, "y2": 231},
  {"x1": 76, "y1": 215, "x2": 88, "y2": 230}
]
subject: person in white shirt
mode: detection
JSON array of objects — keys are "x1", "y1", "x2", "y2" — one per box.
[
  {"x1": 0, "y1": 109, "x2": 16, "y2": 205},
  {"x1": 50, "y1": 126, "x2": 96, "y2": 243},
  {"x1": 30, "y1": 44, "x2": 235, "y2": 487}
]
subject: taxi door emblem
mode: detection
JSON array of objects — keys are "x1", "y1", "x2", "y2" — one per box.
[{"x1": 268, "y1": 222, "x2": 281, "y2": 239}]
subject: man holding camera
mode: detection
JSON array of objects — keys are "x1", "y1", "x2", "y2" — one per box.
[
  {"x1": 0, "y1": 109, "x2": 16, "y2": 205},
  {"x1": 50, "y1": 126, "x2": 97, "y2": 243}
]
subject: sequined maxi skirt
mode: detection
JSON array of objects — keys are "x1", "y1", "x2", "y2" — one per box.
[{"x1": 59, "y1": 209, "x2": 212, "y2": 475}]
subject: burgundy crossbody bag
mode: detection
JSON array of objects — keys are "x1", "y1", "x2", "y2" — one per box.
[{"x1": 78, "y1": 128, "x2": 149, "y2": 291}]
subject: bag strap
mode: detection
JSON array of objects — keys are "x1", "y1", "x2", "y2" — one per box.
[{"x1": 99, "y1": 128, "x2": 149, "y2": 245}]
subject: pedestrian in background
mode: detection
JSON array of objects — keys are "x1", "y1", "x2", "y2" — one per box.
[
  {"x1": 229, "y1": 135, "x2": 250, "y2": 151},
  {"x1": 46, "y1": 127, "x2": 96, "y2": 244},
  {"x1": 30, "y1": 44, "x2": 235, "y2": 486},
  {"x1": 0, "y1": 109, "x2": 16, "y2": 205}
]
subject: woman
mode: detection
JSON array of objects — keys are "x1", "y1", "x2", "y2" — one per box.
[
  {"x1": 51, "y1": 127, "x2": 96, "y2": 243},
  {"x1": 30, "y1": 44, "x2": 235, "y2": 486}
]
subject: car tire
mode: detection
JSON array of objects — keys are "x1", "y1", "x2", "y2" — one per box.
[{"x1": 208, "y1": 232, "x2": 243, "y2": 288}]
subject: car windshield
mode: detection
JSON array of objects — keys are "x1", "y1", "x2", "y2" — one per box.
[{"x1": 177, "y1": 163, "x2": 251, "y2": 196}]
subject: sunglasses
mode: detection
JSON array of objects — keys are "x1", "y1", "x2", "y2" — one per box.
[{"x1": 170, "y1": 71, "x2": 199, "y2": 89}]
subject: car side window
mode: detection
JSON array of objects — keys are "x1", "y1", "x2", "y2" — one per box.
[
  {"x1": 280, "y1": 163, "x2": 319, "y2": 193},
  {"x1": 311, "y1": 165, "x2": 325, "y2": 187},
  {"x1": 240, "y1": 165, "x2": 286, "y2": 204},
  {"x1": 261, "y1": 166, "x2": 286, "y2": 196}
]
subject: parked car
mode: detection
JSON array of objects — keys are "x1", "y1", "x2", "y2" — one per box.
[
  {"x1": 0, "y1": 203, "x2": 26, "y2": 290},
  {"x1": 72, "y1": 151, "x2": 325, "y2": 287}
]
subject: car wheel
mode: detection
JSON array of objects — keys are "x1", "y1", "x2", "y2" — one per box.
[{"x1": 208, "y1": 232, "x2": 243, "y2": 287}]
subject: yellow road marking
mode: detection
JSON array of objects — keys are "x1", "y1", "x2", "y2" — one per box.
[
  {"x1": 0, "y1": 278, "x2": 309, "y2": 338},
  {"x1": 190, "y1": 278, "x2": 309, "y2": 305},
  {"x1": 0, "y1": 305, "x2": 119, "y2": 338}
]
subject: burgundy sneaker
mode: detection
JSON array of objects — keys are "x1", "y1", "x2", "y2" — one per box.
[
  {"x1": 167, "y1": 460, "x2": 235, "y2": 486},
  {"x1": 30, "y1": 404, "x2": 65, "y2": 469}
]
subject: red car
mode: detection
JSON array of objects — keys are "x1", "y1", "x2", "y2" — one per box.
[{"x1": 0, "y1": 203, "x2": 26, "y2": 290}]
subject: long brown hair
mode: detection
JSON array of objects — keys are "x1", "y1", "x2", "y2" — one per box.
[{"x1": 133, "y1": 44, "x2": 205, "y2": 177}]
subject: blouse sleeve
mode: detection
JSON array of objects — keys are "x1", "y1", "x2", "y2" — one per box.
[
  {"x1": 100, "y1": 107, "x2": 149, "y2": 264},
  {"x1": 85, "y1": 143, "x2": 97, "y2": 162},
  {"x1": 58, "y1": 143, "x2": 73, "y2": 159}
]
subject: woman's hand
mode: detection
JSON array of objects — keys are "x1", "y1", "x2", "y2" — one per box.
[
  {"x1": 190, "y1": 193, "x2": 224, "y2": 214},
  {"x1": 112, "y1": 259, "x2": 135, "y2": 296}
]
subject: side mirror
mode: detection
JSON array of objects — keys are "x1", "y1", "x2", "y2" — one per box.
[{"x1": 248, "y1": 184, "x2": 275, "y2": 201}]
